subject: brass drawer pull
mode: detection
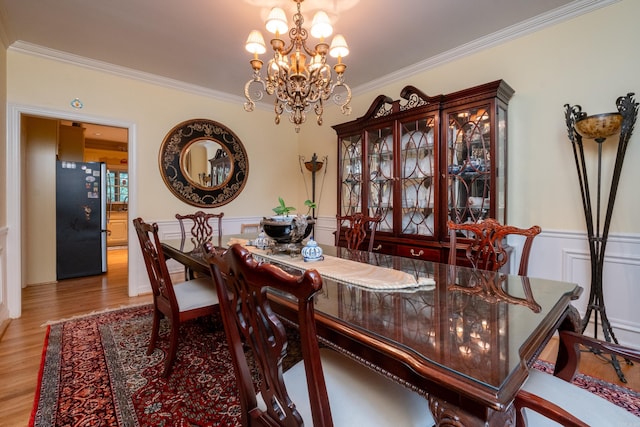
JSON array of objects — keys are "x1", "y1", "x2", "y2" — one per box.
[{"x1": 410, "y1": 249, "x2": 424, "y2": 257}]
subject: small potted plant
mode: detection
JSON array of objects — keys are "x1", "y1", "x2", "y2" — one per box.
[
  {"x1": 261, "y1": 197, "x2": 315, "y2": 244},
  {"x1": 270, "y1": 197, "x2": 297, "y2": 221}
]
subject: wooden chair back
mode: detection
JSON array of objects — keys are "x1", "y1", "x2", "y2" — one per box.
[
  {"x1": 335, "y1": 212, "x2": 382, "y2": 252},
  {"x1": 176, "y1": 210, "x2": 224, "y2": 252},
  {"x1": 208, "y1": 244, "x2": 332, "y2": 427},
  {"x1": 134, "y1": 217, "x2": 218, "y2": 377},
  {"x1": 176, "y1": 211, "x2": 224, "y2": 279},
  {"x1": 133, "y1": 217, "x2": 177, "y2": 312},
  {"x1": 447, "y1": 218, "x2": 541, "y2": 275}
]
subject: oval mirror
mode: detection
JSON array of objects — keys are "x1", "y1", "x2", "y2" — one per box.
[{"x1": 159, "y1": 119, "x2": 249, "y2": 207}]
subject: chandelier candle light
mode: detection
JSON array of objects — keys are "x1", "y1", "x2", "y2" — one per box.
[{"x1": 244, "y1": 0, "x2": 352, "y2": 132}]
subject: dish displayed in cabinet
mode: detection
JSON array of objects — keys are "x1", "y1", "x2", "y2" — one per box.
[
  {"x1": 422, "y1": 213, "x2": 435, "y2": 235},
  {"x1": 404, "y1": 154, "x2": 434, "y2": 178},
  {"x1": 379, "y1": 160, "x2": 392, "y2": 178},
  {"x1": 370, "y1": 181, "x2": 392, "y2": 207},
  {"x1": 403, "y1": 182, "x2": 433, "y2": 208},
  {"x1": 418, "y1": 154, "x2": 434, "y2": 177},
  {"x1": 401, "y1": 129, "x2": 434, "y2": 150},
  {"x1": 402, "y1": 211, "x2": 425, "y2": 234},
  {"x1": 401, "y1": 212, "x2": 434, "y2": 235}
]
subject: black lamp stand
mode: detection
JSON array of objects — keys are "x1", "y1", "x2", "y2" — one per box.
[
  {"x1": 300, "y1": 153, "x2": 327, "y2": 237},
  {"x1": 564, "y1": 93, "x2": 638, "y2": 382}
]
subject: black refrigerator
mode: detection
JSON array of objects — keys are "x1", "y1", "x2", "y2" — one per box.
[{"x1": 56, "y1": 161, "x2": 107, "y2": 280}]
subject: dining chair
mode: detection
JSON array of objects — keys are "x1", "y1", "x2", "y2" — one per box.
[
  {"x1": 447, "y1": 218, "x2": 541, "y2": 275},
  {"x1": 514, "y1": 330, "x2": 640, "y2": 426},
  {"x1": 133, "y1": 217, "x2": 219, "y2": 377},
  {"x1": 207, "y1": 243, "x2": 433, "y2": 427},
  {"x1": 176, "y1": 210, "x2": 224, "y2": 279},
  {"x1": 335, "y1": 212, "x2": 383, "y2": 252}
]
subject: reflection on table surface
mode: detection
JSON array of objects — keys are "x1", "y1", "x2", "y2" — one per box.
[{"x1": 161, "y1": 233, "x2": 582, "y2": 424}]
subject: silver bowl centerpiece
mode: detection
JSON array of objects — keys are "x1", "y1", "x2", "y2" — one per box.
[
  {"x1": 260, "y1": 215, "x2": 314, "y2": 244},
  {"x1": 260, "y1": 197, "x2": 316, "y2": 246}
]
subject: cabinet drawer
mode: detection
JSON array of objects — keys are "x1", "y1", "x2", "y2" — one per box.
[
  {"x1": 107, "y1": 220, "x2": 128, "y2": 245},
  {"x1": 370, "y1": 241, "x2": 393, "y2": 254},
  {"x1": 396, "y1": 245, "x2": 441, "y2": 261}
]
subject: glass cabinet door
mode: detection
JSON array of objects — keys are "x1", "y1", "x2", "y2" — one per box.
[
  {"x1": 446, "y1": 105, "x2": 492, "y2": 226},
  {"x1": 399, "y1": 117, "x2": 437, "y2": 236},
  {"x1": 339, "y1": 134, "x2": 363, "y2": 216},
  {"x1": 367, "y1": 126, "x2": 394, "y2": 231}
]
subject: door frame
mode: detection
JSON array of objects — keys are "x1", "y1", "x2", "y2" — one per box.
[{"x1": 6, "y1": 103, "x2": 139, "y2": 318}]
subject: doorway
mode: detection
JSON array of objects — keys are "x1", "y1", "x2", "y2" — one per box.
[
  {"x1": 5, "y1": 104, "x2": 138, "y2": 318},
  {"x1": 27, "y1": 117, "x2": 129, "y2": 282}
]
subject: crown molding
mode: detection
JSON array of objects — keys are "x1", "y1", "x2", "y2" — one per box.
[
  {"x1": 7, "y1": 40, "x2": 249, "y2": 106},
  {"x1": 353, "y1": 0, "x2": 620, "y2": 95},
  {"x1": 7, "y1": 0, "x2": 618, "y2": 108}
]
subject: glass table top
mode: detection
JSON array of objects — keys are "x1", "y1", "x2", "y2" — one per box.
[{"x1": 162, "y1": 235, "x2": 581, "y2": 393}]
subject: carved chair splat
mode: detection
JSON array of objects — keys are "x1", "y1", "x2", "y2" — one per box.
[
  {"x1": 335, "y1": 212, "x2": 383, "y2": 252},
  {"x1": 447, "y1": 218, "x2": 541, "y2": 275}
]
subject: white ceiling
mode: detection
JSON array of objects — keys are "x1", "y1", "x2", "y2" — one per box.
[{"x1": 0, "y1": 0, "x2": 608, "y2": 141}]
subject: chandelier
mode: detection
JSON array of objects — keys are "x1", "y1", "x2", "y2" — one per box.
[{"x1": 243, "y1": 0, "x2": 352, "y2": 132}]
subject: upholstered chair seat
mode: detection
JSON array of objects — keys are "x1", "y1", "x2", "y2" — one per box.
[
  {"x1": 258, "y1": 348, "x2": 431, "y2": 426},
  {"x1": 173, "y1": 278, "x2": 218, "y2": 311},
  {"x1": 519, "y1": 369, "x2": 639, "y2": 426}
]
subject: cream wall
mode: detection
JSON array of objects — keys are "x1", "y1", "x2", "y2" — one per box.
[
  {"x1": 7, "y1": 53, "x2": 302, "y2": 219},
  {"x1": 307, "y1": 0, "x2": 640, "y2": 235},
  {"x1": 24, "y1": 117, "x2": 57, "y2": 285}
]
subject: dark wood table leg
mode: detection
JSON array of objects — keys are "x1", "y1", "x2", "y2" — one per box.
[
  {"x1": 553, "y1": 305, "x2": 582, "y2": 380},
  {"x1": 429, "y1": 395, "x2": 516, "y2": 426}
]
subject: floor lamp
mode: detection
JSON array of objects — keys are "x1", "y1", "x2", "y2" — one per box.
[
  {"x1": 564, "y1": 93, "x2": 638, "y2": 382},
  {"x1": 300, "y1": 153, "x2": 327, "y2": 237}
]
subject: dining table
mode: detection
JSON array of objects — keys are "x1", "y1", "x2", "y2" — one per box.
[{"x1": 161, "y1": 235, "x2": 583, "y2": 426}]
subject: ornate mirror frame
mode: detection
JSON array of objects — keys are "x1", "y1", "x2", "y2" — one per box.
[{"x1": 159, "y1": 119, "x2": 249, "y2": 207}]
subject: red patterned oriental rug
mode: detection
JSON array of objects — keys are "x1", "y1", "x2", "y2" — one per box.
[{"x1": 31, "y1": 305, "x2": 640, "y2": 426}]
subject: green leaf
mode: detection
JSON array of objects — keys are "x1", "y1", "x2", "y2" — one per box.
[{"x1": 273, "y1": 197, "x2": 296, "y2": 215}]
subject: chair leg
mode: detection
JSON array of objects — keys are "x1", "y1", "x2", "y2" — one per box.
[
  {"x1": 147, "y1": 309, "x2": 162, "y2": 356},
  {"x1": 163, "y1": 319, "x2": 180, "y2": 377}
]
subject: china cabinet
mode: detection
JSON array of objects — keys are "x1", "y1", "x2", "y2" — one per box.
[{"x1": 332, "y1": 80, "x2": 514, "y2": 262}]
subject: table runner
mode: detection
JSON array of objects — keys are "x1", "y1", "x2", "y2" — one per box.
[{"x1": 227, "y1": 239, "x2": 434, "y2": 290}]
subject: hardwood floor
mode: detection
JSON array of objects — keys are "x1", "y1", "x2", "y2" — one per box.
[
  {"x1": 0, "y1": 248, "x2": 151, "y2": 427},
  {"x1": 539, "y1": 334, "x2": 640, "y2": 389},
  {"x1": 0, "y1": 248, "x2": 637, "y2": 426}
]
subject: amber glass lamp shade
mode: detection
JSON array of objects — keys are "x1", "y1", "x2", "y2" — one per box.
[
  {"x1": 574, "y1": 112, "x2": 623, "y2": 140},
  {"x1": 305, "y1": 161, "x2": 323, "y2": 172}
]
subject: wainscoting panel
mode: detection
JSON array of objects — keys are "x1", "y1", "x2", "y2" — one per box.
[{"x1": 526, "y1": 229, "x2": 640, "y2": 346}]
